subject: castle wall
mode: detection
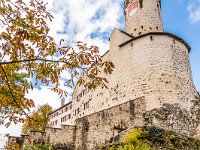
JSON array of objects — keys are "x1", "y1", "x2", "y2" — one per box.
[
  {"x1": 74, "y1": 97, "x2": 146, "y2": 150},
  {"x1": 69, "y1": 32, "x2": 197, "y2": 127},
  {"x1": 8, "y1": 96, "x2": 200, "y2": 149},
  {"x1": 28, "y1": 131, "x2": 46, "y2": 145},
  {"x1": 105, "y1": 33, "x2": 197, "y2": 111},
  {"x1": 45, "y1": 125, "x2": 75, "y2": 147}
]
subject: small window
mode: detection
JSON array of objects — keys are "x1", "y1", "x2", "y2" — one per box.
[
  {"x1": 150, "y1": 36, "x2": 153, "y2": 41},
  {"x1": 84, "y1": 101, "x2": 90, "y2": 110},
  {"x1": 75, "y1": 108, "x2": 79, "y2": 116},
  {"x1": 139, "y1": 0, "x2": 143, "y2": 8},
  {"x1": 65, "y1": 106, "x2": 68, "y2": 112}
]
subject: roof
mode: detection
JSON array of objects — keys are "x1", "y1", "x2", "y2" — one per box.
[
  {"x1": 48, "y1": 101, "x2": 72, "y2": 116},
  {"x1": 119, "y1": 32, "x2": 191, "y2": 52},
  {"x1": 119, "y1": 29, "x2": 134, "y2": 38}
]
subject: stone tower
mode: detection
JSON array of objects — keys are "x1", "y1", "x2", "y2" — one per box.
[
  {"x1": 124, "y1": 0, "x2": 163, "y2": 36},
  {"x1": 120, "y1": 0, "x2": 198, "y2": 111}
]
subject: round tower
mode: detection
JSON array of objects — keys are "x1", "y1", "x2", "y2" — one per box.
[{"x1": 124, "y1": 0, "x2": 164, "y2": 36}]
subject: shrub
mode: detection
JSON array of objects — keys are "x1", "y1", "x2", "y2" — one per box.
[
  {"x1": 169, "y1": 134, "x2": 176, "y2": 143},
  {"x1": 109, "y1": 137, "x2": 114, "y2": 143},
  {"x1": 114, "y1": 135, "x2": 120, "y2": 142},
  {"x1": 120, "y1": 128, "x2": 151, "y2": 150},
  {"x1": 144, "y1": 126, "x2": 164, "y2": 142}
]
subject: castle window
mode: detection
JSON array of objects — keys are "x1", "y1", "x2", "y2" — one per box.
[
  {"x1": 139, "y1": 0, "x2": 143, "y2": 8},
  {"x1": 141, "y1": 26, "x2": 143, "y2": 30},
  {"x1": 67, "y1": 114, "x2": 71, "y2": 120},
  {"x1": 150, "y1": 36, "x2": 153, "y2": 41},
  {"x1": 84, "y1": 101, "x2": 89, "y2": 110},
  {"x1": 156, "y1": 27, "x2": 159, "y2": 30},
  {"x1": 64, "y1": 116, "x2": 66, "y2": 121},
  {"x1": 75, "y1": 108, "x2": 80, "y2": 116},
  {"x1": 173, "y1": 39, "x2": 176, "y2": 44},
  {"x1": 65, "y1": 106, "x2": 68, "y2": 112}
]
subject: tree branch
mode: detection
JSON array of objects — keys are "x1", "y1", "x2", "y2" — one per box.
[{"x1": 0, "y1": 58, "x2": 87, "y2": 69}]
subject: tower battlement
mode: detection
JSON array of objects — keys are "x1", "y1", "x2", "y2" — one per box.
[{"x1": 124, "y1": 0, "x2": 163, "y2": 36}]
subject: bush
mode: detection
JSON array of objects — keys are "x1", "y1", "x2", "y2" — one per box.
[
  {"x1": 114, "y1": 135, "x2": 120, "y2": 142},
  {"x1": 120, "y1": 128, "x2": 151, "y2": 150},
  {"x1": 169, "y1": 134, "x2": 176, "y2": 143},
  {"x1": 144, "y1": 126, "x2": 164, "y2": 142}
]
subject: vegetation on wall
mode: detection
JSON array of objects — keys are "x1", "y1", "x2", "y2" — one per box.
[
  {"x1": 24, "y1": 137, "x2": 55, "y2": 150},
  {"x1": 106, "y1": 128, "x2": 151, "y2": 150},
  {"x1": 100, "y1": 126, "x2": 200, "y2": 150}
]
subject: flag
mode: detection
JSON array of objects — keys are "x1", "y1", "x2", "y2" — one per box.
[{"x1": 129, "y1": 2, "x2": 138, "y2": 17}]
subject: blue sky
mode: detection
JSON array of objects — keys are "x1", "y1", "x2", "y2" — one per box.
[
  {"x1": 0, "y1": 0, "x2": 200, "y2": 147},
  {"x1": 161, "y1": 0, "x2": 200, "y2": 92}
]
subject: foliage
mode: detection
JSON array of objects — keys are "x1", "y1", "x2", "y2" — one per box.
[
  {"x1": 144, "y1": 126, "x2": 164, "y2": 142},
  {"x1": 24, "y1": 136, "x2": 55, "y2": 150},
  {"x1": 114, "y1": 135, "x2": 120, "y2": 142},
  {"x1": 22, "y1": 104, "x2": 53, "y2": 134},
  {"x1": 169, "y1": 134, "x2": 176, "y2": 143},
  {"x1": 6, "y1": 141, "x2": 20, "y2": 150},
  {"x1": 0, "y1": 0, "x2": 114, "y2": 126},
  {"x1": 109, "y1": 137, "x2": 113, "y2": 143},
  {"x1": 108, "y1": 128, "x2": 151, "y2": 150}
]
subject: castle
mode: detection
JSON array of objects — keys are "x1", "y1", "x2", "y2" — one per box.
[{"x1": 8, "y1": 0, "x2": 200, "y2": 149}]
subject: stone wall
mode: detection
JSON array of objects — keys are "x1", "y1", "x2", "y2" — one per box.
[
  {"x1": 100, "y1": 126, "x2": 200, "y2": 150},
  {"x1": 144, "y1": 98, "x2": 200, "y2": 138},
  {"x1": 74, "y1": 97, "x2": 146, "y2": 150},
  {"x1": 28, "y1": 131, "x2": 46, "y2": 145},
  {"x1": 8, "y1": 96, "x2": 200, "y2": 150},
  {"x1": 46, "y1": 125, "x2": 75, "y2": 149}
]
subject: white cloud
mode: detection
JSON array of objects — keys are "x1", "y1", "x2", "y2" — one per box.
[
  {"x1": 47, "y1": 0, "x2": 124, "y2": 54},
  {"x1": 26, "y1": 84, "x2": 73, "y2": 109},
  {"x1": 187, "y1": 0, "x2": 200, "y2": 23}
]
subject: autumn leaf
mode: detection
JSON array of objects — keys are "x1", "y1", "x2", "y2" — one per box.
[{"x1": 0, "y1": 0, "x2": 114, "y2": 127}]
